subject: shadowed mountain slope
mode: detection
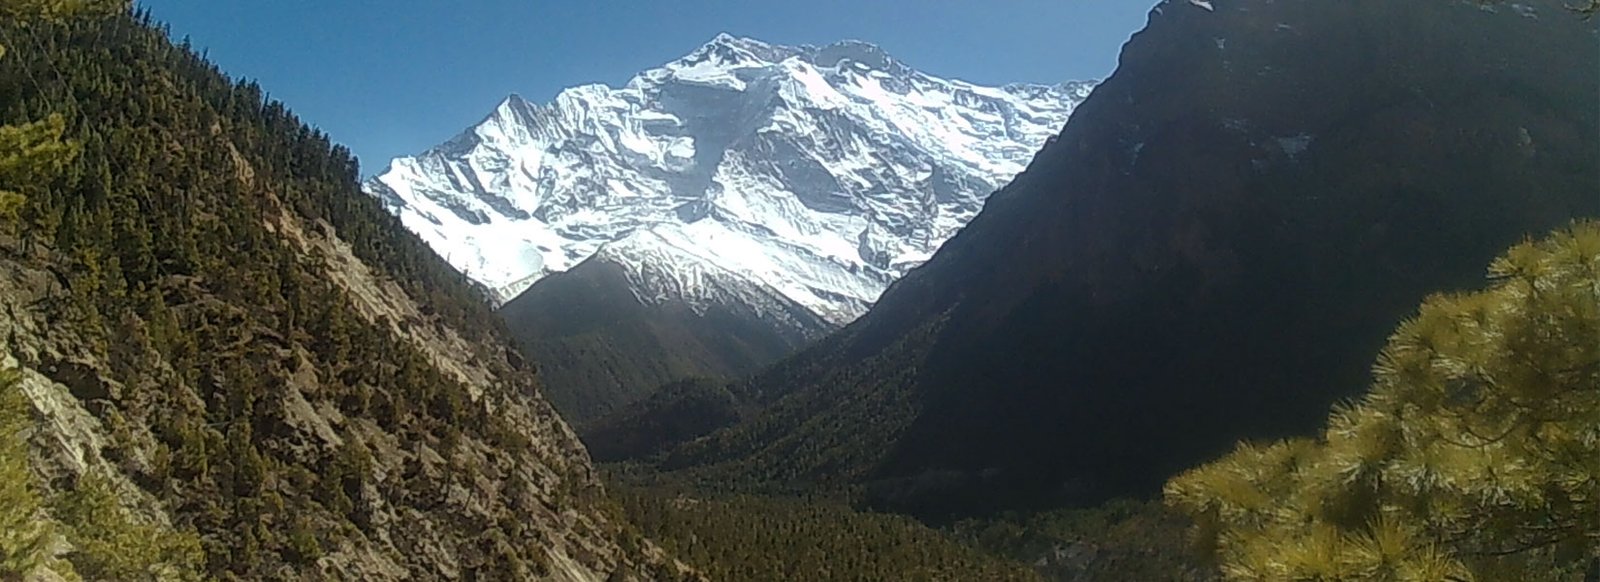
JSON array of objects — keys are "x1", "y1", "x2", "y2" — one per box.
[{"x1": 656, "y1": 0, "x2": 1600, "y2": 519}]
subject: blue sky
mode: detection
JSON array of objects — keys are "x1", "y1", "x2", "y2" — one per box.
[{"x1": 135, "y1": 1, "x2": 1156, "y2": 176}]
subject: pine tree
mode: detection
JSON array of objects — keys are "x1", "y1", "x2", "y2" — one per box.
[
  {"x1": 0, "y1": 368, "x2": 69, "y2": 579},
  {"x1": 0, "y1": 3, "x2": 639, "y2": 575},
  {"x1": 0, "y1": 114, "x2": 77, "y2": 224},
  {"x1": 0, "y1": 0, "x2": 121, "y2": 25},
  {"x1": 1166, "y1": 221, "x2": 1600, "y2": 580},
  {"x1": 50, "y1": 470, "x2": 206, "y2": 582}
]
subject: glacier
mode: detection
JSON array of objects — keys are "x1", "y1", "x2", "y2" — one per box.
[{"x1": 365, "y1": 33, "x2": 1094, "y2": 325}]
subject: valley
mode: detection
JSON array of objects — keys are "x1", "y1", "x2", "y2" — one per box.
[{"x1": 1, "y1": 0, "x2": 1596, "y2": 580}]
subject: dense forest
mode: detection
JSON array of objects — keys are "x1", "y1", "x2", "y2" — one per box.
[
  {"x1": 616, "y1": 487, "x2": 1041, "y2": 581},
  {"x1": 616, "y1": 223, "x2": 1600, "y2": 581}
]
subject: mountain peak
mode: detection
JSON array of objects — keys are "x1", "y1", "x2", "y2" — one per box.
[
  {"x1": 679, "y1": 33, "x2": 797, "y2": 69},
  {"x1": 706, "y1": 32, "x2": 768, "y2": 49},
  {"x1": 477, "y1": 92, "x2": 539, "y2": 136},
  {"x1": 367, "y1": 36, "x2": 1096, "y2": 315},
  {"x1": 493, "y1": 92, "x2": 533, "y2": 115}
]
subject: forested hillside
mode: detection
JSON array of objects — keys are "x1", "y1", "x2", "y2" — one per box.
[{"x1": 0, "y1": 5, "x2": 684, "y2": 580}]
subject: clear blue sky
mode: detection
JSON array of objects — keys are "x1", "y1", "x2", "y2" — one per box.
[{"x1": 135, "y1": 1, "x2": 1156, "y2": 176}]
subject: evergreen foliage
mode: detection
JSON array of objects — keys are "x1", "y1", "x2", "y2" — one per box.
[
  {"x1": 616, "y1": 486, "x2": 1042, "y2": 581},
  {"x1": 1166, "y1": 221, "x2": 1600, "y2": 580},
  {"x1": 0, "y1": 5, "x2": 597, "y2": 578},
  {"x1": 0, "y1": 0, "x2": 120, "y2": 221},
  {"x1": 0, "y1": 369, "x2": 65, "y2": 579},
  {"x1": 0, "y1": 0, "x2": 125, "y2": 59},
  {"x1": 0, "y1": 114, "x2": 76, "y2": 223},
  {"x1": 1, "y1": 5, "x2": 204, "y2": 577},
  {"x1": 952, "y1": 500, "x2": 1215, "y2": 581},
  {"x1": 500, "y1": 258, "x2": 821, "y2": 428},
  {"x1": 51, "y1": 471, "x2": 207, "y2": 581}
]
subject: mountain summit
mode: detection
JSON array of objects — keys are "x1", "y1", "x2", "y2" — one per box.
[{"x1": 365, "y1": 35, "x2": 1094, "y2": 320}]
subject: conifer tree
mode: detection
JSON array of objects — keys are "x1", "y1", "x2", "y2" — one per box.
[
  {"x1": 1167, "y1": 221, "x2": 1600, "y2": 580},
  {"x1": 0, "y1": 114, "x2": 77, "y2": 224},
  {"x1": 50, "y1": 470, "x2": 206, "y2": 582},
  {"x1": 0, "y1": 368, "x2": 69, "y2": 579}
]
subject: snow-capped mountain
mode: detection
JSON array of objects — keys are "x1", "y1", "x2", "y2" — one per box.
[{"x1": 366, "y1": 33, "x2": 1094, "y2": 324}]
